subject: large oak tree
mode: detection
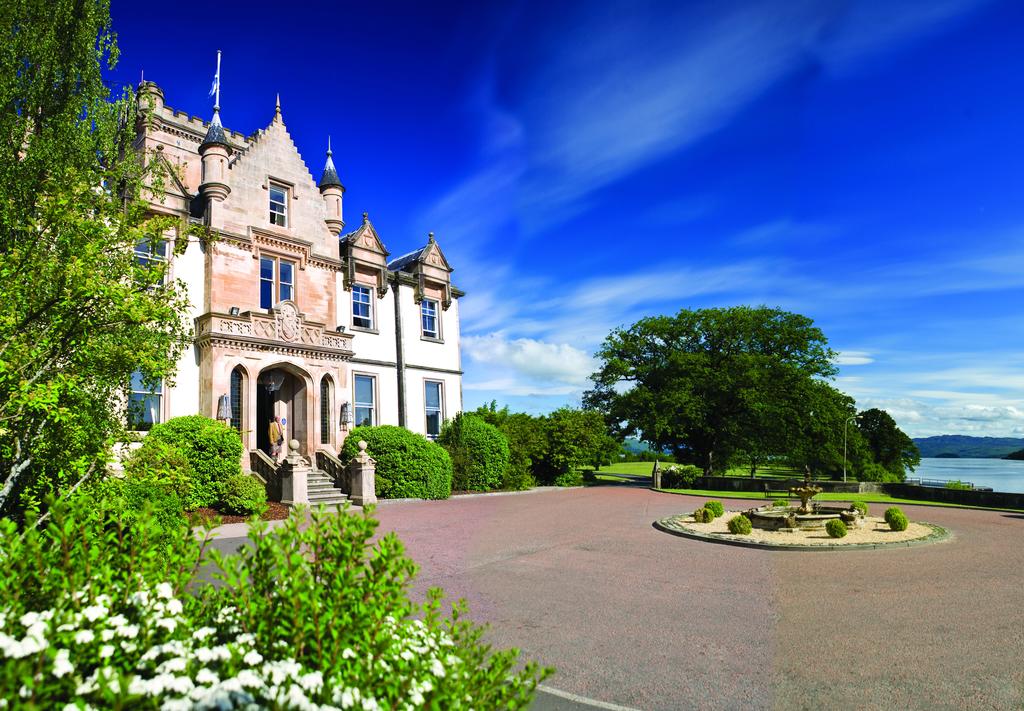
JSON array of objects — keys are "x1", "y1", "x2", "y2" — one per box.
[{"x1": 584, "y1": 306, "x2": 837, "y2": 474}]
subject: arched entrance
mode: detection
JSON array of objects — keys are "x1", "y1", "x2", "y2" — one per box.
[{"x1": 256, "y1": 365, "x2": 309, "y2": 456}]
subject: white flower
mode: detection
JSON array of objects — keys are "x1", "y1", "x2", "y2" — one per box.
[
  {"x1": 155, "y1": 618, "x2": 177, "y2": 632},
  {"x1": 236, "y1": 633, "x2": 255, "y2": 645},
  {"x1": 52, "y1": 648, "x2": 74, "y2": 678},
  {"x1": 155, "y1": 583, "x2": 174, "y2": 600},
  {"x1": 130, "y1": 590, "x2": 150, "y2": 607},
  {"x1": 192, "y1": 627, "x2": 216, "y2": 642},
  {"x1": 342, "y1": 648, "x2": 356, "y2": 660},
  {"x1": 107, "y1": 614, "x2": 128, "y2": 628},
  {"x1": 165, "y1": 599, "x2": 183, "y2": 616},
  {"x1": 117, "y1": 624, "x2": 139, "y2": 639},
  {"x1": 298, "y1": 671, "x2": 322, "y2": 692},
  {"x1": 99, "y1": 644, "x2": 115, "y2": 659},
  {"x1": 19, "y1": 612, "x2": 40, "y2": 628},
  {"x1": 339, "y1": 688, "x2": 355, "y2": 709},
  {"x1": 196, "y1": 668, "x2": 219, "y2": 685},
  {"x1": 400, "y1": 650, "x2": 414, "y2": 661},
  {"x1": 100, "y1": 629, "x2": 115, "y2": 642},
  {"x1": 430, "y1": 658, "x2": 445, "y2": 678},
  {"x1": 73, "y1": 630, "x2": 94, "y2": 645},
  {"x1": 243, "y1": 650, "x2": 263, "y2": 666},
  {"x1": 82, "y1": 604, "x2": 108, "y2": 622},
  {"x1": 158, "y1": 657, "x2": 187, "y2": 673}
]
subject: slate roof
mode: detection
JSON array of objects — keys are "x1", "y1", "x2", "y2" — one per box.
[
  {"x1": 199, "y1": 111, "x2": 230, "y2": 150},
  {"x1": 318, "y1": 141, "x2": 343, "y2": 189},
  {"x1": 387, "y1": 247, "x2": 426, "y2": 272}
]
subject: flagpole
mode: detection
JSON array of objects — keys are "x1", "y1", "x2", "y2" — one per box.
[{"x1": 214, "y1": 50, "x2": 221, "y2": 112}]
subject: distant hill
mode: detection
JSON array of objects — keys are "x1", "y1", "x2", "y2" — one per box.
[
  {"x1": 1006, "y1": 449, "x2": 1024, "y2": 461},
  {"x1": 623, "y1": 437, "x2": 652, "y2": 454},
  {"x1": 913, "y1": 435, "x2": 1024, "y2": 459}
]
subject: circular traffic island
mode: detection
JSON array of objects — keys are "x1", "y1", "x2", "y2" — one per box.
[{"x1": 655, "y1": 502, "x2": 951, "y2": 551}]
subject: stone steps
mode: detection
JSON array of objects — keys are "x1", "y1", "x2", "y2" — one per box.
[{"x1": 306, "y1": 469, "x2": 348, "y2": 506}]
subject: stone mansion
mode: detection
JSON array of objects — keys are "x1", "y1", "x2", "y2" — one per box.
[{"x1": 131, "y1": 80, "x2": 463, "y2": 459}]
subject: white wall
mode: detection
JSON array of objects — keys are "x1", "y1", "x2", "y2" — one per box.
[{"x1": 167, "y1": 234, "x2": 205, "y2": 419}]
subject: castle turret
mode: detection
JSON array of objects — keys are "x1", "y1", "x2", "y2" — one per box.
[
  {"x1": 198, "y1": 52, "x2": 231, "y2": 203},
  {"x1": 319, "y1": 136, "x2": 345, "y2": 235}
]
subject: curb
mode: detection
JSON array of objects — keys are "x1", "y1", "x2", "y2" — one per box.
[{"x1": 653, "y1": 516, "x2": 953, "y2": 552}]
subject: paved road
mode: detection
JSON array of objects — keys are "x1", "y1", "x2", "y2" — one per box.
[{"x1": 365, "y1": 486, "x2": 1024, "y2": 710}]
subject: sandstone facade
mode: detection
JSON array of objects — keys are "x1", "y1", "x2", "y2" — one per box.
[{"x1": 134, "y1": 81, "x2": 463, "y2": 459}]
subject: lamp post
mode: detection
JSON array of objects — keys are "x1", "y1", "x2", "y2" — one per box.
[{"x1": 843, "y1": 415, "x2": 862, "y2": 483}]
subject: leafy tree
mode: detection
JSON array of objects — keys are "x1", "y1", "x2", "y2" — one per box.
[
  {"x1": 857, "y1": 408, "x2": 920, "y2": 481},
  {"x1": 784, "y1": 379, "x2": 867, "y2": 479},
  {"x1": 539, "y1": 407, "x2": 619, "y2": 481},
  {"x1": 585, "y1": 306, "x2": 836, "y2": 474},
  {"x1": 0, "y1": 0, "x2": 194, "y2": 516}
]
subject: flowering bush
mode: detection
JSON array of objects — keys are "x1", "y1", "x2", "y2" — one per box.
[{"x1": 0, "y1": 496, "x2": 548, "y2": 708}]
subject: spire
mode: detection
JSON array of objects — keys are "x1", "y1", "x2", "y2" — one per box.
[
  {"x1": 200, "y1": 51, "x2": 229, "y2": 150},
  {"x1": 318, "y1": 136, "x2": 343, "y2": 189},
  {"x1": 273, "y1": 93, "x2": 282, "y2": 124}
]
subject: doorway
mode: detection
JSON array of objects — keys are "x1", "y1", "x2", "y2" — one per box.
[{"x1": 255, "y1": 367, "x2": 308, "y2": 456}]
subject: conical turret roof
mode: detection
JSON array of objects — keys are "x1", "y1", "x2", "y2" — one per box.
[
  {"x1": 200, "y1": 110, "x2": 230, "y2": 151},
  {"x1": 318, "y1": 137, "x2": 344, "y2": 189}
]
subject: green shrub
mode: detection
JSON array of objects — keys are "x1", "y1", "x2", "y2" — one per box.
[
  {"x1": 727, "y1": 514, "x2": 753, "y2": 535},
  {"x1": 884, "y1": 506, "x2": 903, "y2": 525},
  {"x1": 438, "y1": 413, "x2": 510, "y2": 492},
  {"x1": 122, "y1": 438, "x2": 194, "y2": 504},
  {"x1": 704, "y1": 500, "x2": 725, "y2": 518},
  {"x1": 888, "y1": 511, "x2": 909, "y2": 531},
  {"x1": 553, "y1": 470, "x2": 583, "y2": 487},
  {"x1": 773, "y1": 498, "x2": 790, "y2": 508},
  {"x1": 342, "y1": 425, "x2": 452, "y2": 499},
  {"x1": 692, "y1": 507, "x2": 714, "y2": 523},
  {"x1": 660, "y1": 464, "x2": 702, "y2": 488},
  {"x1": 825, "y1": 519, "x2": 848, "y2": 538},
  {"x1": 945, "y1": 480, "x2": 971, "y2": 490},
  {"x1": 851, "y1": 501, "x2": 869, "y2": 516},
  {"x1": 91, "y1": 475, "x2": 184, "y2": 542},
  {"x1": 0, "y1": 495, "x2": 549, "y2": 708},
  {"x1": 140, "y1": 415, "x2": 242, "y2": 509},
  {"x1": 219, "y1": 473, "x2": 268, "y2": 516}
]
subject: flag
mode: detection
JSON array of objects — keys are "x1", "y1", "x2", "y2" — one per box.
[{"x1": 209, "y1": 69, "x2": 219, "y2": 98}]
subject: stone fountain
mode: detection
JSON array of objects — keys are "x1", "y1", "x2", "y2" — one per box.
[{"x1": 745, "y1": 466, "x2": 862, "y2": 531}]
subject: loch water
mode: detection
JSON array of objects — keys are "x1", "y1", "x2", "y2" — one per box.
[{"x1": 912, "y1": 457, "x2": 1024, "y2": 494}]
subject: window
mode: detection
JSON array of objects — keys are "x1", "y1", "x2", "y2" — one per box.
[
  {"x1": 269, "y1": 183, "x2": 288, "y2": 226},
  {"x1": 421, "y1": 299, "x2": 439, "y2": 339},
  {"x1": 354, "y1": 374, "x2": 375, "y2": 427},
  {"x1": 425, "y1": 380, "x2": 443, "y2": 439},
  {"x1": 134, "y1": 237, "x2": 168, "y2": 286},
  {"x1": 320, "y1": 377, "x2": 332, "y2": 444},
  {"x1": 352, "y1": 285, "x2": 373, "y2": 329},
  {"x1": 128, "y1": 370, "x2": 162, "y2": 431},
  {"x1": 230, "y1": 368, "x2": 244, "y2": 432},
  {"x1": 259, "y1": 256, "x2": 297, "y2": 309}
]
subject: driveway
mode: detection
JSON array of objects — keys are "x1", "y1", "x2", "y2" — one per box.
[{"x1": 365, "y1": 486, "x2": 1024, "y2": 710}]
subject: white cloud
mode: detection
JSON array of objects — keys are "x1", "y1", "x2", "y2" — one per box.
[
  {"x1": 462, "y1": 333, "x2": 597, "y2": 397},
  {"x1": 834, "y1": 351, "x2": 874, "y2": 366}
]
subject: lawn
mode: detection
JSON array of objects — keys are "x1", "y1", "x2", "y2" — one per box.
[
  {"x1": 599, "y1": 461, "x2": 802, "y2": 479},
  {"x1": 594, "y1": 462, "x2": 1024, "y2": 512}
]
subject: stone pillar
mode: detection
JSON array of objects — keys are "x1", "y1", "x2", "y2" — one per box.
[
  {"x1": 652, "y1": 460, "x2": 662, "y2": 489},
  {"x1": 348, "y1": 440, "x2": 377, "y2": 507},
  {"x1": 279, "y1": 439, "x2": 310, "y2": 505}
]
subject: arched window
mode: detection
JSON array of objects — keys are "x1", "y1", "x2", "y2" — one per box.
[
  {"x1": 230, "y1": 367, "x2": 244, "y2": 432},
  {"x1": 320, "y1": 377, "x2": 332, "y2": 445}
]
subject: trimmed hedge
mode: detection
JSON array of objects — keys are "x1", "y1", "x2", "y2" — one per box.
[
  {"x1": 219, "y1": 473, "x2": 268, "y2": 516},
  {"x1": 138, "y1": 415, "x2": 242, "y2": 509},
  {"x1": 660, "y1": 464, "x2": 701, "y2": 488},
  {"x1": 704, "y1": 500, "x2": 724, "y2": 518},
  {"x1": 438, "y1": 413, "x2": 510, "y2": 492},
  {"x1": 888, "y1": 511, "x2": 909, "y2": 531},
  {"x1": 342, "y1": 425, "x2": 452, "y2": 500},
  {"x1": 727, "y1": 514, "x2": 752, "y2": 535},
  {"x1": 553, "y1": 470, "x2": 583, "y2": 487},
  {"x1": 692, "y1": 507, "x2": 714, "y2": 523},
  {"x1": 825, "y1": 519, "x2": 848, "y2": 538},
  {"x1": 884, "y1": 506, "x2": 903, "y2": 525},
  {"x1": 851, "y1": 501, "x2": 869, "y2": 516}
]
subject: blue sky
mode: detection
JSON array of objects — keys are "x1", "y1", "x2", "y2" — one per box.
[{"x1": 109, "y1": 0, "x2": 1024, "y2": 438}]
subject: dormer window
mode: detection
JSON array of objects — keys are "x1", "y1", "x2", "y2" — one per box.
[
  {"x1": 352, "y1": 285, "x2": 373, "y2": 329},
  {"x1": 269, "y1": 183, "x2": 288, "y2": 227}
]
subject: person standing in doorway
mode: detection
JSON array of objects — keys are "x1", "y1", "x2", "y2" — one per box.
[{"x1": 268, "y1": 416, "x2": 284, "y2": 461}]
